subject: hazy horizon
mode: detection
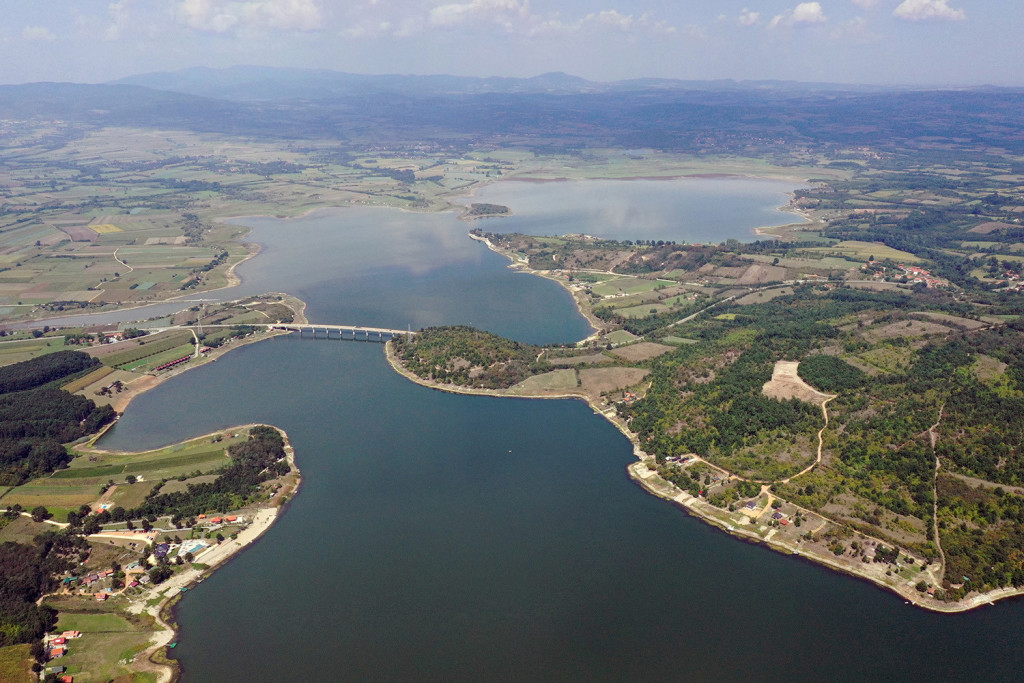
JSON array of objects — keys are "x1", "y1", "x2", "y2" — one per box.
[{"x1": 0, "y1": 1, "x2": 1017, "y2": 88}]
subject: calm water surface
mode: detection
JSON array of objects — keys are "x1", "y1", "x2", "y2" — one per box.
[
  {"x1": 463, "y1": 177, "x2": 805, "y2": 243},
  {"x1": 96, "y1": 183, "x2": 1024, "y2": 681}
]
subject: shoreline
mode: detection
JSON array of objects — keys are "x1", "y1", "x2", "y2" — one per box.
[
  {"x1": 401, "y1": 230, "x2": 1023, "y2": 614},
  {"x1": 105, "y1": 423, "x2": 302, "y2": 683},
  {"x1": 385, "y1": 339, "x2": 1024, "y2": 613}
]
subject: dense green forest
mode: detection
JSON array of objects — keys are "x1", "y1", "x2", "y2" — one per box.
[
  {"x1": 393, "y1": 326, "x2": 550, "y2": 389},
  {"x1": 0, "y1": 353, "x2": 116, "y2": 485}
]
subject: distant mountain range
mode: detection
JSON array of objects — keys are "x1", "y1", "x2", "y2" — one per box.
[
  {"x1": 107, "y1": 65, "x2": 901, "y2": 102},
  {"x1": 0, "y1": 67, "x2": 1019, "y2": 154}
]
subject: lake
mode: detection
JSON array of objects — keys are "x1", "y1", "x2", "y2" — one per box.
[
  {"x1": 462, "y1": 176, "x2": 805, "y2": 243},
  {"x1": 97, "y1": 179, "x2": 1024, "y2": 681},
  {"x1": 27, "y1": 176, "x2": 801, "y2": 329}
]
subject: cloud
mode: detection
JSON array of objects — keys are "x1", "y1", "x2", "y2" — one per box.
[
  {"x1": 428, "y1": 0, "x2": 528, "y2": 28},
  {"x1": 769, "y1": 2, "x2": 827, "y2": 29},
  {"x1": 850, "y1": 0, "x2": 878, "y2": 8},
  {"x1": 22, "y1": 26, "x2": 56, "y2": 42},
  {"x1": 424, "y1": 1, "x2": 673, "y2": 37},
  {"x1": 105, "y1": 1, "x2": 134, "y2": 42},
  {"x1": 893, "y1": 0, "x2": 965, "y2": 21},
  {"x1": 738, "y1": 8, "x2": 760, "y2": 26},
  {"x1": 177, "y1": 0, "x2": 323, "y2": 33}
]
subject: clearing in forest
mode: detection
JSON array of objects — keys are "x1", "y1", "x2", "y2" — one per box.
[{"x1": 762, "y1": 360, "x2": 832, "y2": 403}]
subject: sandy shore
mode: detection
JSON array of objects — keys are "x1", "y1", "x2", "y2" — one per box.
[{"x1": 122, "y1": 425, "x2": 300, "y2": 682}]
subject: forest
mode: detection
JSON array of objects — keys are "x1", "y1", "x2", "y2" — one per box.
[
  {"x1": 393, "y1": 326, "x2": 550, "y2": 389},
  {"x1": 0, "y1": 353, "x2": 116, "y2": 486}
]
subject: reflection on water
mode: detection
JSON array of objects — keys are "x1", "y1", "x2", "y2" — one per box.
[
  {"x1": 25, "y1": 178, "x2": 802, "y2": 329},
  {"x1": 463, "y1": 177, "x2": 806, "y2": 243}
]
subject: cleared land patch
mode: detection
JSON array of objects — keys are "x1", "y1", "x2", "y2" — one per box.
[
  {"x1": 863, "y1": 320, "x2": 950, "y2": 341},
  {"x1": 610, "y1": 342, "x2": 674, "y2": 362},
  {"x1": 509, "y1": 369, "x2": 578, "y2": 394},
  {"x1": 762, "y1": 360, "x2": 832, "y2": 403},
  {"x1": 579, "y1": 367, "x2": 649, "y2": 395}
]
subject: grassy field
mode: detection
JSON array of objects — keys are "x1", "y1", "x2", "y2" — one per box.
[
  {"x1": 510, "y1": 369, "x2": 577, "y2": 393},
  {"x1": 56, "y1": 612, "x2": 137, "y2": 633},
  {"x1": 591, "y1": 277, "x2": 673, "y2": 297},
  {"x1": 604, "y1": 330, "x2": 639, "y2": 345},
  {"x1": 2, "y1": 431, "x2": 245, "y2": 515},
  {"x1": 616, "y1": 303, "x2": 669, "y2": 318},
  {"x1": 802, "y1": 240, "x2": 922, "y2": 264},
  {"x1": 0, "y1": 644, "x2": 33, "y2": 683},
  {"x1": 0, "y1": 336, "x2": 67, "y2": 366},
  {"x1": 55, "y1": 629, "x2": 155, "y2": 682}
]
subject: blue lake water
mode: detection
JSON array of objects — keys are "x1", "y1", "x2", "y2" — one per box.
[
  {"x1": 95, "y1": 181, "x2": 1024, "y2": 681},
  {"x1": 462, "y1": 177, "x2": 805, "y2": 243}
]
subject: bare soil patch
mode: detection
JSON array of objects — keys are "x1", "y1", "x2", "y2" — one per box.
[
  {"x1": 579, "y1": 367, "x2": 649, "y2": 395},
  {"x1": 762, "y1": 360, "x2": 831, "y2": 403},
  {"x1": 735, "y1": 287, "x2": 793, "y2": 305},
  {"x1": 968, "y1": 221, "x2": 1016, "y2": 234},
  {"x1": 610, "y1": 342, "x2": 674, "y2": 362},
  {"x1": 737, "y1": 263, "x2": 787, "y2": 285}
]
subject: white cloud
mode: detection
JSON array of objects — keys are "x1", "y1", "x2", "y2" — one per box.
[
  {"x1": 423, "y1": 1, "x2": 673, "y2": 37},
  {"x1": 850, "y1": 0, "x2": 878, "y2": 8},
  {"x1": 177, "y1": 0, "x2": 323, "y2": 33},
  {"x1": 22, "y1": 25, "x2": 56, "y2": 42},
  {"x1": 769, "y1": 2, "x2": 827, "y2": 29},
  {"x1": 428, "y1": 0, "x2": 528, "y2": 28},
  {"x1": 738, "y1": 8, "x2": 760, "y2": 26},
  {"x1": 104, "y1": 1, "x2": 134, "y2": 41},
  {"x1": 893, "y1": 0, "x2": 965, "y2": 21},
  {"x1": 829, "y1": 16, "x2": 880, "y2": 42}
]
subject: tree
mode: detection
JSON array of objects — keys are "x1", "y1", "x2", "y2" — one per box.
[
  {"x1": 125, "y1": 474, "x2": 137, "y2": 484},
  {"x1": 30, "y1": 506, "x2": 49, "y2": 523}
]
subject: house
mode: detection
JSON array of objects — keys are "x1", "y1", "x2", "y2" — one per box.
[
  {"x1": 210, "y1": 517, "x2": 223, "y2": 524},
  {"x1": 61, "y1": 676, "x2": 74, "y2": 683},
  {"x1": 744, "y1": 500, "x2": 758, "y2": 510},
  {"x1": 95, "y1": 592, "x2": 107, "y2": 601},
  {"x1": 771, "y1": 511, "x2": 784, "y2": 521},
  {"x1": 226, "y1": 515, "x2": 238, "y2": 522},
  {"x1": 53, "y1": 637, "x2": 66, "y2": 645},
  {"x1": 48, "y1": 647, "x2": 66, "y2": 659},
  {"x1": 60, "y1": 631, "x2": 80, "y2": 639}
]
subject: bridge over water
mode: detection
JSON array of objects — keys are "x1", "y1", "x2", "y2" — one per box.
[{"x1": 168, "y1": 322, "x2": 413, "y2": 343}]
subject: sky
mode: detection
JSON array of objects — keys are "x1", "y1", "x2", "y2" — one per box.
[{"x1": 0, "y1": 0, "x2": 1016, "y2": 87}]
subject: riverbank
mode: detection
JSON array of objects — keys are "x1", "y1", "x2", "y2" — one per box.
[
  {"x1": 386, "y1": 338, "x2": 1023, "y2": 613},
  {"x1": 396, "y1": 231, "x2": 1024, "y2": 614},
  {"x1": 109, "y1": 424, "x2": 301, "y2": 683}
]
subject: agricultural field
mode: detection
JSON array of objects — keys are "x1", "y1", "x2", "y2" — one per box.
[
  {"x1": 509, "y1": 369, "x2": 578, "y2": 394},
  {"x1": 590, "y1": 277, "x2": 673, "y2": 298}
]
